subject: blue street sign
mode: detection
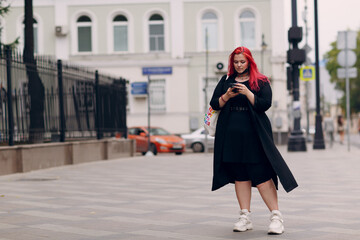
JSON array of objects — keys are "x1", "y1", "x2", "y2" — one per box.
[
  {"x1": 131, "y1": 82, "x2": 148, "y2": 95},
  {"x1": 300, "y1": 66, "x2": 315, "y2": 81},
  {"x1": 142, "y1": 67, "x2": 172, "y2": 75}
]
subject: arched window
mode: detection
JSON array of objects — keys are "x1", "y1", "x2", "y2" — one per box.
[
  {"x1": 239, "y1": 10, "x2": 255, "y2": 48},
  {"x1": 113, "y1": 15, "x2": 128, "y2": 52},
  {"x1": 77, "y1": 15, "x2": 92, "y2": 52},
  {"x1": 148, "y1": 14, "x2": 164, "y2": 52},
  {"x1": 201, "y1": 11, "x2": 218, "y2": 51},
  {"x1": 22, "y1": 18, "x2": 38, "y2": 53}
]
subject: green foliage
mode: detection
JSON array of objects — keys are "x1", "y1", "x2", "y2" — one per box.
[
  {"x1": 324, "y1": 31, "x2": 360, "y2": 113},
  {"x1": 0, "y1": 5, "x2": 10, "y2": 16},
  {"x1": 0, "y1": 2, "x2": 19, "y2": 47}
]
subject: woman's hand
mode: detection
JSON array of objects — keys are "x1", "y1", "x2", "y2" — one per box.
[
  {"x1": 231, "y1": 83, "x2": 255, "y2": 106},
  {"x1": 230, "y1": 83, "x2": 249, "y2": 96}
]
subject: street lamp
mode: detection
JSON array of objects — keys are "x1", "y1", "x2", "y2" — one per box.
[
  {"x1": 261, "y1": 34, "x2": 267, "y2": 73},
  {"x1": 312, "y1": 0, "x2": 325, "y2": 149}
]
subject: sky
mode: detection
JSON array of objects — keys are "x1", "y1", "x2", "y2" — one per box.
[{"x1": 284, "y1": 0, "x2": 360, "y2": 61}]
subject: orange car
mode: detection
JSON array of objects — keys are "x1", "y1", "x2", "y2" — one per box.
[{"x1": 128, "y1": 126, "x2": 185, "y2": 155}]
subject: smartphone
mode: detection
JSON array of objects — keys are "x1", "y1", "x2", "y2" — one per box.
[{"x1": 229, "y1": 83, "x2": 239, "y2": 92}]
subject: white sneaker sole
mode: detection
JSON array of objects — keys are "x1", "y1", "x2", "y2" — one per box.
[
  {"x1": 268, "y1": 226, "x2": 284, "y2": 235},
  {"x1": 233, "y1": 224, "x2": 253, "y2": 232}
]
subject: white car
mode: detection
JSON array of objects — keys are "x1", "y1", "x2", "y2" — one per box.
[{"x1": 181, "y1": 128, "x2": 215, "y2": 152}]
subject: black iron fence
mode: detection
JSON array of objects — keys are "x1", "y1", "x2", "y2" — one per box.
[{"x1": 0, "y1": 46, "x2": 127, "y2": 146}]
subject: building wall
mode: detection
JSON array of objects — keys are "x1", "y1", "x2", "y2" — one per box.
[{"x1": 3, "y1": 0, "x2": 288, "y2": 135}]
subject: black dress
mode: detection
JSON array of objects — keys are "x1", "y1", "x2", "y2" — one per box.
[
  {"x1": 222, "y1": 80, "x2": 266, "y2": 163},
  {"x1": 222, "y1": 80, "x2": 275, "y2": 185}
]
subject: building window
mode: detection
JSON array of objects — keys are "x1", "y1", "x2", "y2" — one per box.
[
  {"x1": 201, "y1": 11, "x2": 218, "y2": 51},
  {"x1": 148, "y1": 14, "x2": 164, "y2": 52},
  {"x1": 239, "y1": 11, "x2": 255, "y2": 48},
  {"x1": 77, "y1": 15, "x2": 92, "y2": 52},
  {"x1": 113, "y1": 15, "x2": 128, "y2": 52},
  {"x1": 149, "y1": 79, "x2": 166, "y2": 112},
  {"x1": 203, "y1": 77, "x2": 218, "y2": 109},
  {"x1": 22, "y1": 18, "x2": 38, "y2": 54}
]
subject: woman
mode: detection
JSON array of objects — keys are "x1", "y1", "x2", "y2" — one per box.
[
  {"x1": 337, "y1": 115, "x2": 345, "y2": 144},
  {"x1": 209, "y1": 46, "x2": 297, "y2": 235}
]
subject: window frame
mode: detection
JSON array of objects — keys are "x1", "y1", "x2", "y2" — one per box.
[
  {"x1": 16, "y1": 14, "x2": 43, "y2": 55},
  {"x1": 107, "y1": 9, "x2": 134, "y2": 54},
  {"x1": 196, "y1": 7, "x2": 223, "y2": 52},
  {"x1": 149, "y1": 78, "x2": 166, "y2": 113},
  {"x1": 71, "y1": 10, "x2": 97, "y2": 55},
  {"x1": 148, "y1": 14, "x2": 165, "y2": 52},
  {"x1": 234, "y1": 6, "x2": 261, "y2": 50},
  {"x1": 143, "y1": 9, "x2": 169, "y2": 53},
  {"x1": 199, "y1": 75, "x2": 219, "y2": 112}
]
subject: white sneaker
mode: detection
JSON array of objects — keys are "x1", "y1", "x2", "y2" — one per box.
[
  {"x1": 233, "y1": 209, "x2": 253, "y2": 232},
  {"x1": 268, "y1": 210, "x2": 284, "y2": 234}
]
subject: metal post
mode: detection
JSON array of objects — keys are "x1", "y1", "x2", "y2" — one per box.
[
  {"x1": 345, "y1": 31, "x2": 351, "y2": 151},
  {"x1": 57, "y1": 60, "x2": 65, "y2": 142},
  {"x1": 145, "y1": 75, "x2": 153, "y2": 156},
  {"x1": 287, "y1": 0, "x2": 307, "y2": 151},
  {"x1": 5, "y1": 46, "x2": 14, "y2": 146},
  {"x1": 261, "y1": 34, "x2": 267, "y2": 73},
  {"x1": 313, "y1": 0, "x2": 325, "y2": 149},
  {"x1": 204, "y1": 27, "x2": 209, "y2": 153},
  {"x1": 95, "y1": 70, "x2": 102, "y2": 140},
  {"x1": 303, "y1": 0, "x2": 311, "y2": 142}
]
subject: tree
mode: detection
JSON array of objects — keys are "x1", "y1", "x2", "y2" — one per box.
[
  {"x1": 23, "y1": 0, "x2": 45, "y2": 143},
  {"x1": 0, "y1": 2, "x2": 19, "y2": 48},
  {"x1": 324, "y1": 30, "x2": 360, "y2": 113}
]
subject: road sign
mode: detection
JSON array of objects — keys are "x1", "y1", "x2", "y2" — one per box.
[
  {"x1": 131, "y1": 82, "x2": 148, "y2": 95},
  {"x1": 337, "y1": 67, "x2": 357, "y2": 79},
  {"x1": 300, "y1": 66, "x2": 315, "y2": 81},
  {"x1": 337, "y1": 31, "x2": 357, "y2": 50},
  {"x1": 337, "y1": 50, "x2": 357, "y2": 67},
  {"x1": 142, "y1": 67, "x2": 172, "y2": 75}
]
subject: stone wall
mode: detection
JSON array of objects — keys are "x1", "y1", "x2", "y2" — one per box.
[{"x1": 0, "y1": 139, "x2": 135, "y2": 176}]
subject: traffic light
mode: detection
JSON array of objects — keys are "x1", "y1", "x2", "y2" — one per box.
[
  {"x1": 288, "y1": 26, "x2": 303, "y2": 43},
  {"x1": 287, "y1": 49, "x2": 306, "y2": 65}
]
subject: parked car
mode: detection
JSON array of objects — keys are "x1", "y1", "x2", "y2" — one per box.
[
  {"x1": 181, "y1": 128, "x2": 215, "y2": 152},
  {"x1": 128, "y1": 126, "x2": 185, "y2": 155}
]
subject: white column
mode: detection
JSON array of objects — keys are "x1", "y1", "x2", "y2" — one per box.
[
  {"x1": 170, "y1": 0, "x2": 184, "y2": 58},
  {"x1": 54, "y1": 1, "x2": 69, "y2": 60},
  {"x1": 270, "y1": 0, "x2": 289, "y2": 133}
]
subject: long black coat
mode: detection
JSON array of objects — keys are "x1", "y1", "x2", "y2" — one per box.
[{"x1": 210, "y1": 75, "x2": 298, "y2": 193}]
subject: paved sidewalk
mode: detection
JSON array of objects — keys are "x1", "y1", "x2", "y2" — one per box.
[{"x1": 0, "y1": 143, "x2": 359, "y2": 240}]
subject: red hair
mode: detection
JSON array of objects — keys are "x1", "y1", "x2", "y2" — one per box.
[{"x1": 227, "y1": 46, "x2": 269, "y2": 91}]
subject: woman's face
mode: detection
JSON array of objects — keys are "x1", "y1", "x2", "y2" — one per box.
[{"x1": 233, "y1": 53, "x2": 249, "y2": 74}]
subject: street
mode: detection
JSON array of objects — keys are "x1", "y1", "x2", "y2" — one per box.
[{"x1": 0, "y1": 141, "x2": 359, "y2": 240}]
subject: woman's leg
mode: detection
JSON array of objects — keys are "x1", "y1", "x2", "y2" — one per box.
[
  {"x1": 235, "y1": 180, "x2": 252, "y2": 210},
  {"x1": 256, "y1": 179, "x2": 278, "y2": 211}
]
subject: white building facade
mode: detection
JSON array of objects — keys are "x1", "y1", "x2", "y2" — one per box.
[{"x1": 2, "y1": 0, "x2": 290, "y2": 135}]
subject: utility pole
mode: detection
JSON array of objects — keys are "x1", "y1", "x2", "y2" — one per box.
[
  {"x1": 287, "y1": 0, "x2": 307, "y2": 151},
  {"x1": 313, "y1": 0, "x2": 325, "y2": 149},
  {"x1": 302, "y1": 0, "x2": 312, "y2": 142},
  {"x1": 204, "y1": 27, "x2": 209, "y2": 153}
]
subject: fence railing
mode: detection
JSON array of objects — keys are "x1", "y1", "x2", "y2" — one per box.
[{"x1": 0, "y1": 46, "x2": 127, "y2": 146}]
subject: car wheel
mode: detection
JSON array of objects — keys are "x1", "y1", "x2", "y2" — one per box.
[
  {"x1": 192, "y1": 142, "x2": 204, "y2": 152},
  {"x1": 175, "y1": 152, "x2": 183, "y2": 155},
  {"x1": 150, "y1": 144, "x2": 158, "y2": 155}
]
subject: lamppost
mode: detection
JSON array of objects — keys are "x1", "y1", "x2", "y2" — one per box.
[
  {"x1": 261, "y1": 34, "x2": 267, "y2": 73},
  {"x1": 312, "y1": 0, "x2": 325, "y2": 149},
  {"x1": 287, "y1": 0, "x2": 307, "y2": 151}
]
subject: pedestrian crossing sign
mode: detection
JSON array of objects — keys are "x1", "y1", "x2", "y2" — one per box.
[{"x1": 300, "y1": 66, "x2": 315, "y2": 81}]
